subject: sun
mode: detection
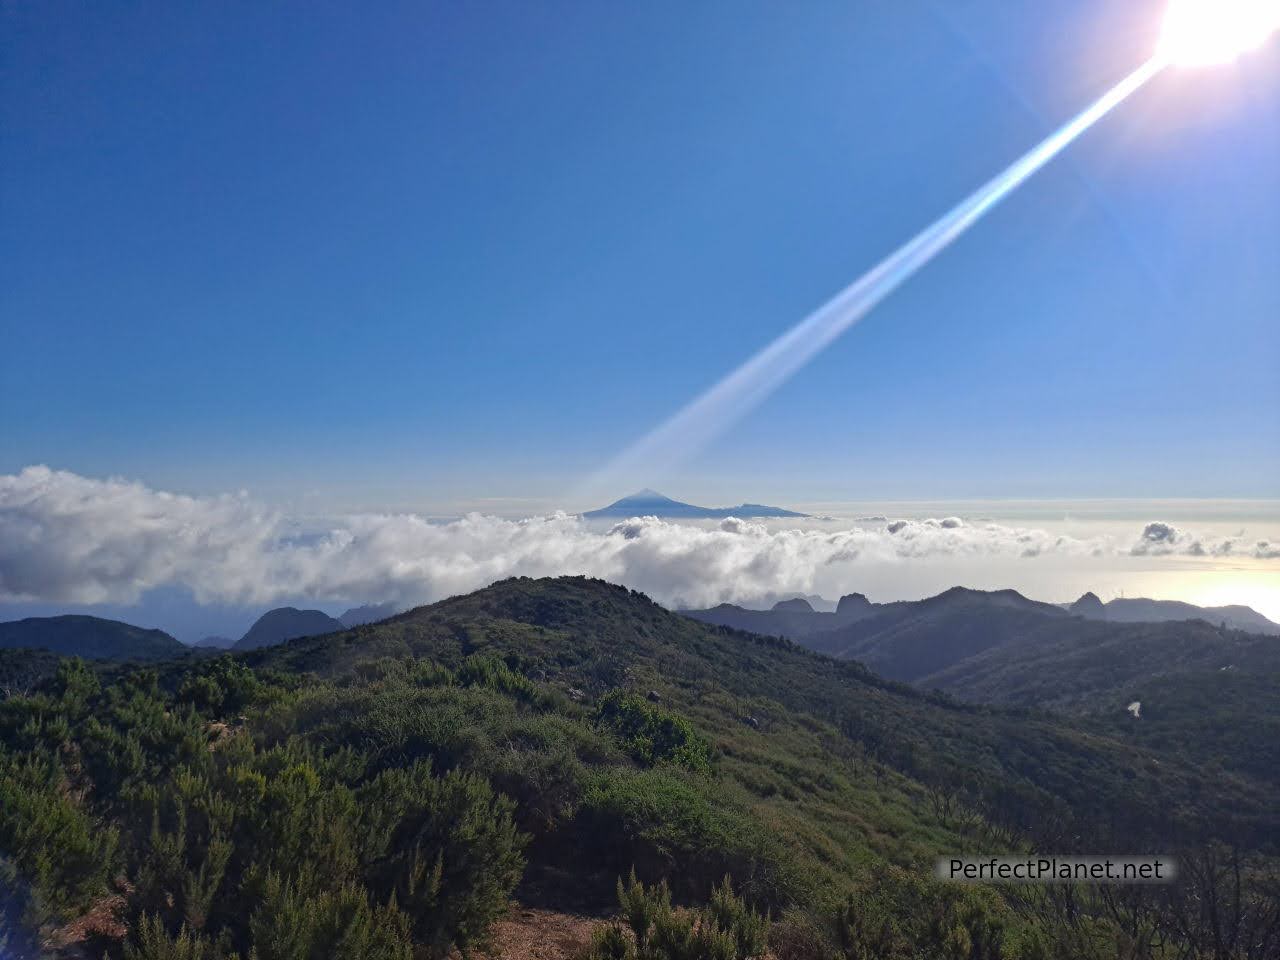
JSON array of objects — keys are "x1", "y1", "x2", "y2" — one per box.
[{"x1": 1159, "y1": 0, "x2": 1280, "y2": 65}]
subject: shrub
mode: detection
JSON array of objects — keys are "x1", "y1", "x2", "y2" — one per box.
[
  {"x1": 121, "y1": 744, "x2": 363, "y2": 945},
  {"x1": 126, "y1": 781, "x2": 233, "y2": 936},
  {"x1": 175, "y1": 659, "x2": 261, "y2": 715},
  {"x1": 244, "y1": 757, "x2": 361, "y2": 892},
  {"x1": 0, "y1": 752, "x2": 118, "y2": 927},
  {"x1": 408, "y1": 660, "x2": 456, "y2": 687},
  {"x1": 834, "y1": 867, "x2": 1009, "y2": 960},
  {"x1": 589, "y1": 923, "x2": 635, "y2": 960},
  {"x1": 247, "y1": 873, "x2": 412, "y2": 960},
  {"x1": 596, "y1": 692, "x2": 712, "y2": 772},
  {"x1": 768, "y1": 912, "x2": 838, "y2": 960},
  {"x1": 579, "y1": 769, "x2": 797, "y2": 908},
  {"x1": 123, "y1": 915, "x2": 229, "y2": 960},
  {"x1": 705, "y1": 875, "x2": 769, "y2": 958},
  {"x1": 46, "y1": 658, "x2": 100, "y2": 713},
  {"x1": 357, "y1": 760, "x2": 527, "y2": 956},
  {"x1": 457, "y1": 654, "x2": 546, "y2": 705},
  {"x1": 587, "y1": 871, "x2": 769, "y2": 960}
]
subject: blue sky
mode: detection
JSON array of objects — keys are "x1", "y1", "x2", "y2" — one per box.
[{"x1": 3, "y1": 0, "x2": 1278, "y2": 512}]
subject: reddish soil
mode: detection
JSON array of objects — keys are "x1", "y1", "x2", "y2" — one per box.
[
  {"x1": 45, "y1": 893, "x2": 126, "y2": 950},
  {"x1": 478, "y1": 905, "x2": 604, "y2": 960}
]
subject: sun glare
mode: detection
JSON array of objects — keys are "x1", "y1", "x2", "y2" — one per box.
[{"x1": 1159, "y1": 0, "x2": 1280, "y2": 65}]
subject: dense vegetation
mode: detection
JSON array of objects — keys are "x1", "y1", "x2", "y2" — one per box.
[
  {"x1": 918, "y1": 618, "x2": 1280, "y2": 712},
  {"x1": 0, "y1": 649, "x2": 63, "y2": 700},
  {"x1": 1077, "y1": 669, "x2": 1280, "y2": 796},
  {"x1": 1, "y1": 577, "x2": 1277, "y2": 958},
  {"x1": 863, "y1": 603, "x2": 1280, "y2": 797}
]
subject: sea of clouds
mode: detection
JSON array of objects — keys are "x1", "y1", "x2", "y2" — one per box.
[{"x1": 2, "y1": 466, "x2": 1276, "y2": 610}]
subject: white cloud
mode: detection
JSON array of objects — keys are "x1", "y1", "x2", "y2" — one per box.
[
  {"x1": 1, "y1": 466, "x2": 1274, "y2": 611},
  {"x1": 1130, "y1": 521, "x2": 1182, "y2": 554}
]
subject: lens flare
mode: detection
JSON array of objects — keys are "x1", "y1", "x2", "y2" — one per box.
[
  {"x1": 1159, "y1": 0, "x2": 1280, "y2": 66},
  {"x1": 581, "y1": 59, "x2": 1164, "y2": 499}
]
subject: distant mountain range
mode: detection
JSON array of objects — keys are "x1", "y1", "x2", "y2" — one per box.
[
  {"x1": 686, "y1": 590, "x2": 1280, "y2": 647},
  {"x1": 801, "y1": 586, "x2": 1076, "y2": 680},
  {"x1": 338, "y1": 602, "x2": 402, "y2": 628},
  {"x1": 194, "y1": 635, "x2": 235, "y2": 649},
  {"x1": 687, "y1": 586, "x2": 1072, "y2": 676},
  {"x1": 1067, "y1": 591, "x2": 1280, "y2": 635},
  {"x1": 0, "y1": 615, "x2": 186, "y2": 661},
  {"x1": 3, "y1": 585, "x2": 1274, "y2": 674},
  {"x1": 686, "y1": 587, "x2": 1280, "y2": 716},
  {"x1": 233, "y1": 607, "x2": 345, "y2": 651},
  {"x1": 583, "y1": 489, "x2": 808, "y2": 519},
  {"x1": 682, "y1": 592, "x2": 875, "y2": 638},
  {"x1": 0, "y1": 601, "x2": 409, "y2": 662},
  {"x1": 195, "y1": 604, "x2": 400, "y2": 651}
]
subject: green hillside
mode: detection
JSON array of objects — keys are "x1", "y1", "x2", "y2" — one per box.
[
  {"x1": 1, "y1": 577, "x2": 1276, "y2": 959},
  {"x1": 1076, "y1": 669, "x2": 1280, "y2": 793},
  {"x1": 918, "y1": 618, "x2": 1280, "y2": 711}
]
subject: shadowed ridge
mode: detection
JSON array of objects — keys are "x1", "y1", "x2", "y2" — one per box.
[
  {"x1": 0, "y1": 614, "x2": 185, "y2": 661},
  {"x1": 234, "y1": 606, "x2": 344, "y2": 651}
]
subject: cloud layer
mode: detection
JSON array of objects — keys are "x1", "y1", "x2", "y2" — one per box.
[{"x1": 2, "y1": 466, "x2": 1275, "y2": 610}]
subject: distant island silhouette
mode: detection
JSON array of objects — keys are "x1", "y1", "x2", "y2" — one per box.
[{"x1": 583, "y1": 489, "x2": 809, "y2": 519}]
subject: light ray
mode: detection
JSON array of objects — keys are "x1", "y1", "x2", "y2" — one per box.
[{"x1": 581, "y1": 57, "x2": 1166, "y2": 500}]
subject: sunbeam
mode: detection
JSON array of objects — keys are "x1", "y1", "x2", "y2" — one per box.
[{"x1": 581, "y1": 57, "x2": 1166, "y2": 499}]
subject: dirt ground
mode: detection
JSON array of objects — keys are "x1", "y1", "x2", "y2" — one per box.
[
  {"x1": 477, "y1": 905, "x2": 604, "y2": 960},
  {"x1": 47, "y1": 898, "x2": 604, "y2": 960},
  {"x1": 45, "y1": 893, "x2": 126, "y2": 952}
]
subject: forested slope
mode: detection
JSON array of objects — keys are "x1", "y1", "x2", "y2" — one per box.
[{"x1": 1, "y1": 577, "x2": 1276, "y2": 959}]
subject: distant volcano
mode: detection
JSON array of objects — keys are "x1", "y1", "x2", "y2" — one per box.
[{"x1": 583, "y1": 489, "x2": 808, "y2": 519}]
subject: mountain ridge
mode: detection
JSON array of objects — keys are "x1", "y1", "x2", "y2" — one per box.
[
  {"x1": 0, "y1": 614, "x2": 187, "y2": 661},
  {"x1": 1067, "y1": 593, "x2": 1280, "y2": 635},
  {"x1": 233, "y1": 606, "x2": 344, "y2": 650},
  {"x1": 245, "y1": 575, "x2": 1278, "y2": 850},
  {"x1": 338, "y1": 601, "x2": 402, "y2": 628}
]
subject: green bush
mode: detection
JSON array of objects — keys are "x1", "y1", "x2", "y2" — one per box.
[
  {"x1": 357, "y1": 760, "x2": 527, "y2": 956},
  {"x1": 123, "y1": 915, "x2": 233, "y2": 960},
  {"x1": 0, "y1": 752, "x2": 118, "y2": 927},
  {"x1": 114, "y1": 735, "x2": 523, "y2": 958},
  {"x1": 590, "y1": 924, "x2": 635, "y2": 960},
  {"x1": 587, "y1": 871, "x2": 769, "y2": 960},
  {"x1": 126, "y1": 777, "x2": 234, "y2": 936},
  {"x1": 579, "y1": 769, "x2": 797, "y2": 907},
  {"x1": 247, "y1": 873, "x2": 412, "y2": 960},
  {"x1": 240, "y1": 755, "x2": 362, "y2": 894},
  {"x1": 50, "y1": 658, "x2": 100, "y2": 709},
  {"x1": 834, "y1": 868, "x2": 1008, "y2": 960},
  {"x1": 596, "y1": 692, "x2": 712, "y2": 772},
  {"x1": 705, "y1": 875, "x2": 769, "y2": 958},
  {"x1": 176, "y1": 659, "x2": 262, "y2": 715},
  {"x1": 457, "y1": 654, "x2": 541, "y2": 701}
]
